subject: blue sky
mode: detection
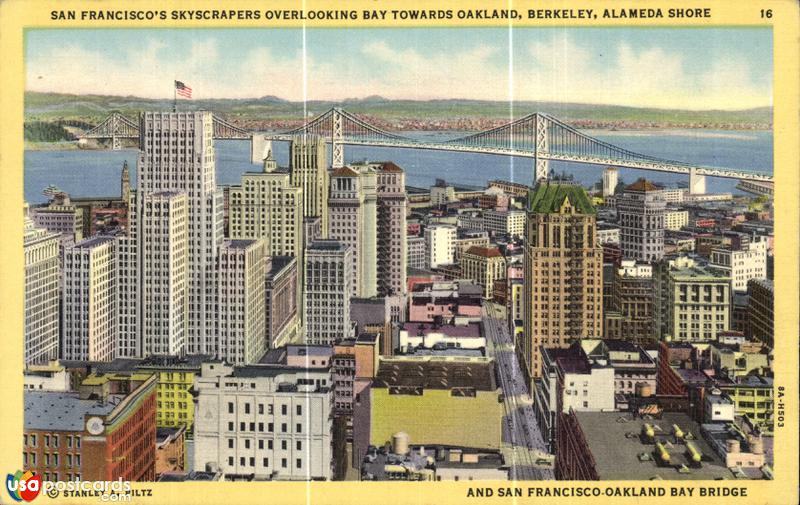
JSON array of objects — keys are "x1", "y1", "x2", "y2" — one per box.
[{"x1": 25, "y1": 28, "x2": 772, "y2": 109}]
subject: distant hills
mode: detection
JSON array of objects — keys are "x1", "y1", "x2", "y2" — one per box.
[{"x1": 24, "y1": 92, "x2": 772, "y2": 132}]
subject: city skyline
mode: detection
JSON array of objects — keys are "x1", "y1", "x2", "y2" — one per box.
[{"x1": 25, "y1": 27, "x2": 772, "y2": 109}]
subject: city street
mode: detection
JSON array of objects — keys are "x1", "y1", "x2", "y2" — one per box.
[{"x1": 482, "y1": 302, "x2": 554, "y2": 480}]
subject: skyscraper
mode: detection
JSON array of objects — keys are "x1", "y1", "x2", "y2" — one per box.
[
  {"x1": 138, "y1": 192, "x2": 189, "y2": 356},
  {"x1": 229, "y1": 143, "x2": 304, "y2": 259},
  {"x1": 617, "y1": 179, "x2": 666, "y2": 262},
  {"x1": 23, "y1": 208, "x2": 60, "y2": 365},
  {"x1": 376, "y1": 162, "x2": 407, "y2": 297},
  {"x1": 304, "y1": 240, "x2": 354, "y2": 345},
  {"x1": 134, "y1": 112, "x2": 223, "y2": 356},
  {"x1": 217, "y1": 239, "x2": 268, "y2": 364},
  {"x1": 62, "y1": 236, "x2": 117, "y2": 361},
  {"x1": 328, "y1": 164, "x2": 377, "y2": 298},
  {"x1": 520, "y1": 183, "x2": 603, "y2": 387},
  {"x1": 290, "y1": 134, "x2": 329, "y2": 236}
]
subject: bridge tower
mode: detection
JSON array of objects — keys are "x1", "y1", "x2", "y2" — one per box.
[
  {"x1": 331, "y1": 108, "x2": 345, "y2": 168},
  {"x1": 111, "y1": 114, "x2": 122, "y2": 151},
  {"x1": 689, "y1": 168, "x2": 706, "y2": 195},
  {"x1": 533, "y1": 113, "x2": 549, "y2": 184}
]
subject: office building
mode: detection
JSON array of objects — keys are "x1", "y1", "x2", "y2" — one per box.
[
  {"x1": 135, "y1": 112, "x2": 223, "y2": 357},
  {"x1": 328, "y1": 165, "x2": 377, "y2": 297},
  {"x1": 304, "y1": 240, "x2": 354, "y2": 345},
  {"x1": 23, "y1": 374, "x2": 157, "y2": 482},
  {"x1": 617, "y1": 179, "x2": 666, "y2": 262},
  {"x1": 654, "y1": 256, "x2": 731, "y2": 341},
  {"x1": 137, "y1": 192, "x2": 189, "y2": 357},
  {"x1": 217, "y1": 239, "x2": 268, "y2": 364},
  {"x1": 603, "y1": 260, "x2": 655, "y2": 344},
  {"x1": 193, "y1": 362, "x2": 333, "y2": 481},
  {"x1": 229, "y1": 144, "x2": 304, "y2": 259},
  {"x1": 376, "y1": 162, "x2": 408, "y2": 297},
  {"x1": 424, "y1": 224, "x2": 456, "y2": 268},
  {"x1": 747, "y1": 279, "x2": 773, "y2": 348},
  {"x1": 461, "y1": 246, "x2": 506, "y2": 299},
  {"x1": 406, "y1": 235, "x2": 427, "y2": 270},
  {"x1": 289, "y1": 134, "x2": 329, "y2": 235},
  {"x1": 521, "y1": 184, "x2": 603, "y2": 385},
  {"x1": 266, "y1": 257, "x2": 301, "y2": 349},
  {"x1": 62, "y1": 237, "x2": 117, "y2": 361},
  {"x1": 710, "y1": 238, "x2": 768, "y2": 293},
  {"x1": 23, "y1": 210, "x2": 60, "y2": 365}
]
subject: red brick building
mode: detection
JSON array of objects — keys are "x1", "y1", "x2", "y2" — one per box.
[{"x1": 23, "y1": 374, "x2": 157, "y2": 482}]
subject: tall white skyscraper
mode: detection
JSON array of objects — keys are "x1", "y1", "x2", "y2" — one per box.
[
  {"x1": 62, "y1": 236, "x2": 117, "y2": 361},
  {"x1": 23, "y1": 207, "x2": 60, "y2": 365},
  {"x1": 328, "y1": 165, "x2": 377, "y2": 298},
  {"x1": 138, "y1": 192, "x2": 189, "y2": 356},
  {"x1": 136, "y1": 112, "x2": 224, "y2": 356}
]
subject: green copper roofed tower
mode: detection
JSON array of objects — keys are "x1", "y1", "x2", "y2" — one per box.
[{"x1": 520, "y1": 182, "x2": 603, "y2": 393}]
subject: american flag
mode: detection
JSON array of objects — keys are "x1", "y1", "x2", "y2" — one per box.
[{"x1": 175, "y1": 80, "x2": 192, "y2": 99}]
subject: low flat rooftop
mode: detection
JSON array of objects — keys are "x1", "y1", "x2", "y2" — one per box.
[
  {"x1": 574, "y1": 411, "x2": 732, "y2": 480},
  {"x1": 373, "y1": 358, "x2": 497, "y2": 391},
  {"x1": 24, "y1": 391, "x2": 121, "y2": 432},
  {"x1": 402, "y1": 322, "x2": 481, "y2": 338}
]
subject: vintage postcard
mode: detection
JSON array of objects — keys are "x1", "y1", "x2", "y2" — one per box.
[{"x1": 0, "y1": 0, "x2": 797, "y2": 504}]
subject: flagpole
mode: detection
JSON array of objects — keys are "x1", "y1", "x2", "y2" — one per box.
[{"x1": 173, "y1": 80, "x2": 177, "y2": 112}]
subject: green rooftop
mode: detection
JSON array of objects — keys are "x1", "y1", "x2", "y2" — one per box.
[{"x1": 528, "y1": 183, "x2": 596, "y2": 215}]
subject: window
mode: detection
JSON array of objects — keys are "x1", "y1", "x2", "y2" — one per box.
[
  {"x1": 268, "y1": 405, "x2": 274, "y2": 415},
  {"x1": 296, "y1": 405, "x2": 302, "y2": 416},
  {"x1": 268, "y1": 440, "x2": 273, "y2": 450},
  {"x1": 258, "y1": 404, "x2": 264, "y2": 415},
  {"x1": 249, "y1": 457, "x2": 255, "y2": 467},
  {"x1": 52, "y1": 435, "x2": 59, "y2": 448},
  {"x1": 75, "y1": 455, "x2": 80, "y2": 467},
  {"x1": 245, "y1": 403, "x2": 250, "y2": 414},
  {"x1": 281, "y1": 440, "x2": 287, "y2": 450},
  {"x1": 240, "y1": 422, "x2": 245, "y2": 431},
  {"x1": 30, "y1": 435, "x2": 36, "y2": 447},
  {"x1": 281, "y1": 458, "x2": 287, "y2": 468},
  {"x1": 258, "y1": 440, "x2": 264, "y2": 450},
  {"x1": 281, "y1": 423, "x2": 287, "y2": 433},
  {"x1": 240, "y1": 457, "x2": 245, "y2": 466},
  {"x1": 281, "y1": 405, "x2": 287, "y2": 415},
  {"x1": 244, "y1": 440, "x2": 250, "y2": 449},
  {"x1": 296, "y1": 441, "x2": 302, "y2": 451},
  {"x1": 228, "y1": 402, "x2": 234, "y2": 414},
  {"x1": 268, "y1": 423, "x2": 274, "y2": 433},
  {"x1": 228, "y1": 439, "x2": 234, "y2": 449},
  {"x1": 296, "y1": 423, "x2": 302, "y2": 433},
  {"x1": 67, "y1": 436, "x2": 72, "y2": 449},
  {"x1": 45, "y1": 435, "x2": 50, "y2": 447},
  {"x1": 296, "y1": 459, "x2": 302, "y2": 469},
  {"x1": 228, "y1": 422, "x2": 234, "y2": 431},
  {"x1": 263, "y1": 458, "x2": 269, "y2": 467}
]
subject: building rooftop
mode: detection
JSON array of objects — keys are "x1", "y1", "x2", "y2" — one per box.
[
  {"x1": 223, "y1": 239, "x2": 260, "y2": 249},
  {"x1": 72, "y1": 236, "x2": 115, "y2": 248},
  {"x1": 268, "y1": 256, "x2": 295, "y2": 275},
  {"x1": 402, "y1": 322, "x2": 481, "y2": 338},
  {"x1": 574, "y1": 411, "x2": 733, "y2": 480},
  {"x1": 377, "y1": 161, "x2": 404, "y2": 173},
  {"x1": 157, "y1": 471, "x2": 222, "y2": 482},
  {"x1": 307, "y1": 240, "x2": 348, "y2": 252},
  {"x1": 528, "y1": 183, "x2": 596, "y2": 215},
  {"x1": 464, "y1": 246, "x2": 502, "y2": 258},
  {"x1": 373, "y1": 357, "x2": 497, "y2": 391},
  {"x1": 24, "y1": 391, "x2": 121, "y2": 432},
  {"x1": 625, "y1": 178, "x2": 661, "y2": 192},
  {"x1": 331, "y1": 166, "x2": 359, "y2": 177}
]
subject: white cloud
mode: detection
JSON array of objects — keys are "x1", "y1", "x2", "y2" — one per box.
[{"x1": 26, "y1": 34, "x2": 771, "y2": 110}]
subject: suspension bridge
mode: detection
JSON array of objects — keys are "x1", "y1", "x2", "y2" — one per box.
[
  {"x1": 77, "y1": 112, "x2": 250, "y2": 150},
  {"x1": 78, "y1": 108, "x2": 773, "y2": 191}
]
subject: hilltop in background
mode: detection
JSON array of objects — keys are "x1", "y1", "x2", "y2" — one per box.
[{"x1": 24, "y1": 91, "x2": 772, "y2": 143}]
